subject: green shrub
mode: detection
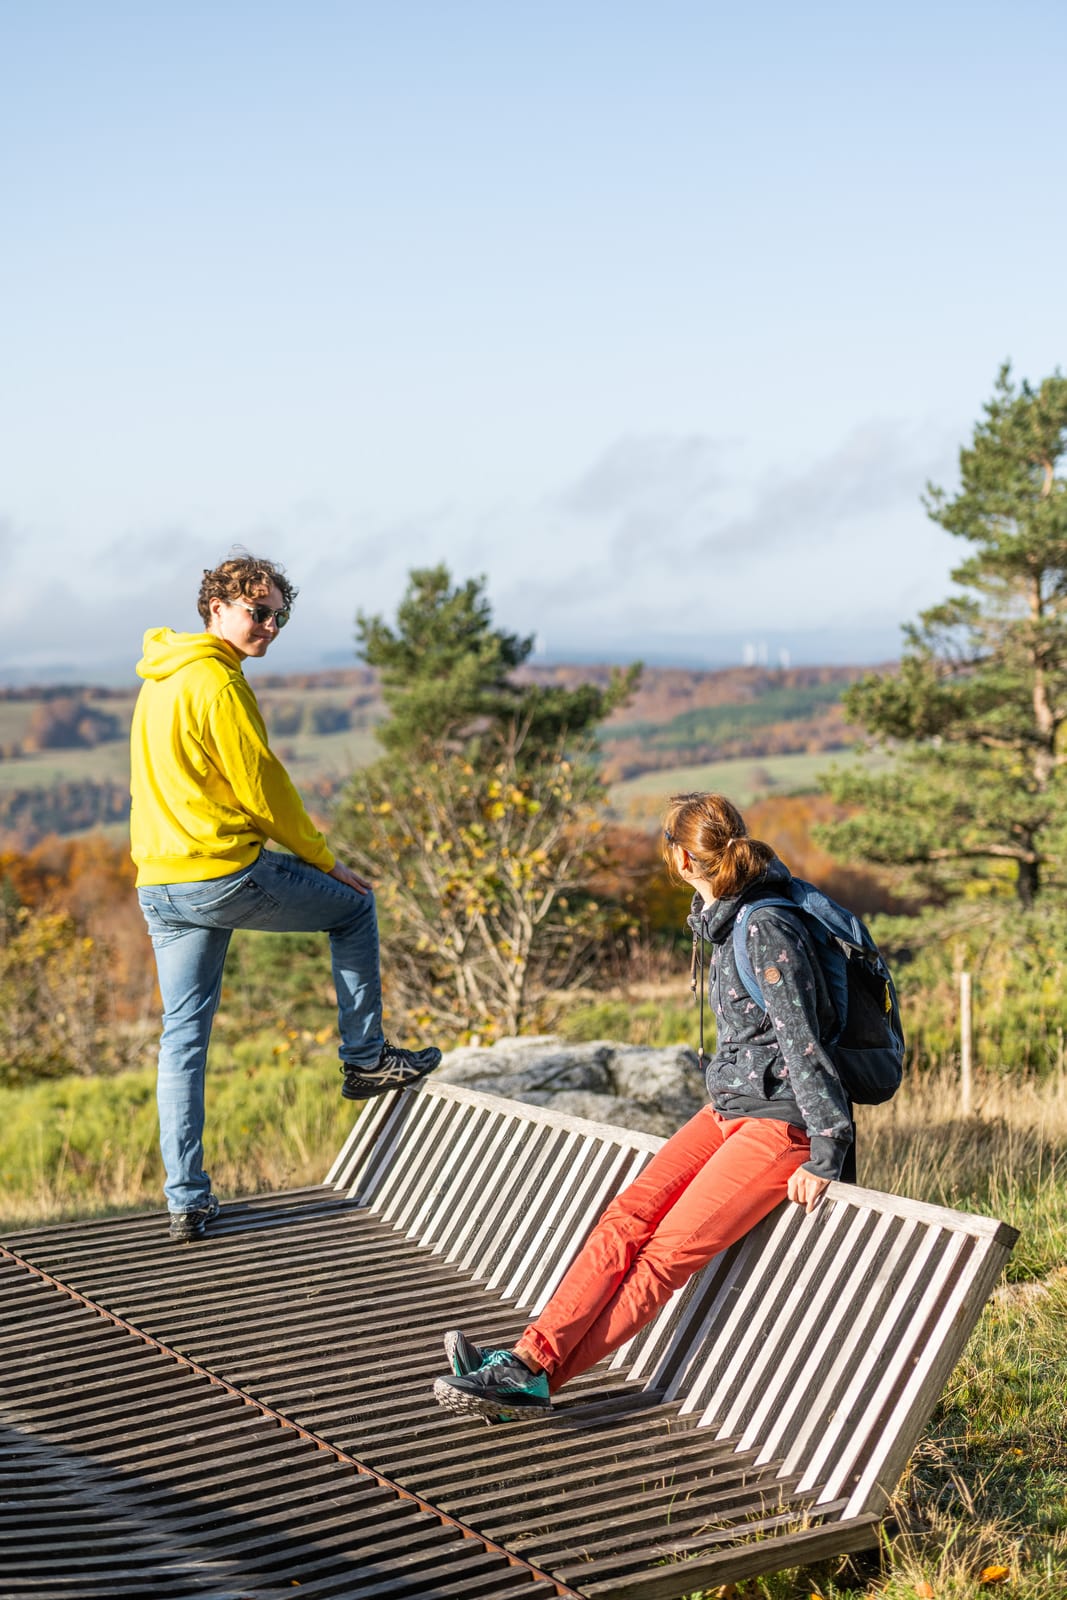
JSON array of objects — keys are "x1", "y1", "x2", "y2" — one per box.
[
  {"x1": 875, "y1": 905, "x2": 1067, "y2": 1076},
  {"x1": 0, "y1": 906, "x2": 113, "y2": 1085},
  {"x1": 555, "y1": 997, "x2": 696, "y2": 1048},
  {"x1": 0, "y1": 1041, "x2": 354, "y2": 1228}
]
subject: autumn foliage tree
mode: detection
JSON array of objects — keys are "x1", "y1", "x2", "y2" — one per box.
[
  {"x1": 22, "y1": 696, "x2": 121, "y2": 751},
  {"x1": 0, "y1": 901, "x2": 111, "y2": 1085},
  {"x1": 0, "y1": 836, "x2": 157, "y2": 1083}
]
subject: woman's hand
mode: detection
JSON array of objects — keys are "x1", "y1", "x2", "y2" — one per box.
[{"x1": 787, "y1": 1168, "x2": 830, "y2": 1214}]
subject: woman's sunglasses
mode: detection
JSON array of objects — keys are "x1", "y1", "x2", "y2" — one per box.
[{"x1": 234, "y1": 601, "x2": 290, "y2": 629}]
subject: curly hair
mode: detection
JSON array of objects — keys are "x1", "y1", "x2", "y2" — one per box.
[
  {"x1": 661, "y1": 792, "x2": 774, "y2": 899},
  {"x1": 197, "y1": 556, "x2": 297, "y2": 627}
]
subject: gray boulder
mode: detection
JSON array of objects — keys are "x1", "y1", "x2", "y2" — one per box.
[{"x1": 437, "y1": 1036, "x2": 706, "y2": 1138}]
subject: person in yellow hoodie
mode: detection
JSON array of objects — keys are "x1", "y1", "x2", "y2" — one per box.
[{"x1": 131, "y1": 554, "x2": 441, "y2": 1242}]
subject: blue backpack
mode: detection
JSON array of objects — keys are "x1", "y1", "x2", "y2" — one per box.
[{"x1": 732, "y1": 879, "x2": 905, "y2": 1105}]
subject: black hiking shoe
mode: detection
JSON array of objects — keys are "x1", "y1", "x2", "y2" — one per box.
[
  {"x1": 341, "y1": 1039, "x2": 442, "y2": 1101},
  {"x1": 443, "y1": 1329, "x2": 485, "y2": 1377},
  {"x1": 433, "y1": 1349, "x2": 552, "y2": 1423},
  {"x1": 168, "y1": 1193, "x2": 220, "y2": 1243}
]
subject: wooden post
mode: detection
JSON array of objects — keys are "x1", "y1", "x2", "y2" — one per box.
[{"x1": 960, "y1": 971, "x2": 973, "y2": 1116}]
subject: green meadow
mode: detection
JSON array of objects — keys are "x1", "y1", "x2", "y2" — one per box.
[{"x1": 609, "y1": 748, "x2": 892, "y2": 827}]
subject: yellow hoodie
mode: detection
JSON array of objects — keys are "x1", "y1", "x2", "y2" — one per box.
[{"x1": 130, "y1": 629, "x2": 335, "y2": 886}]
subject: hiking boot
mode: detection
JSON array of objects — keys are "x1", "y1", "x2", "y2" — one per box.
[
  {"x1": 168, "y1": 1193, "x2": 220, "y2": 1243},
  {"x1": 433, "y1": 1349, "x2": 552, "y2": 1423},
  {"x1": 443, "y1": 1329, "x2": 485, "y2": 1377},
  {"x1": 341, "y1": 1040, "x2": 442, "y2": 1101}
]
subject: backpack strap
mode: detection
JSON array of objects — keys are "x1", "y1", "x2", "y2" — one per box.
[{"x1": 731, "y1": 896, "x2": 804, "y2": 1011}]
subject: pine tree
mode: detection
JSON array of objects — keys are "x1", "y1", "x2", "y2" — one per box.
[
  {"x1": 821, "y1": 365, "x2": 1067, "y2": 908},
  {"x1": 356, "y1": 564, "x2": 638, "y2": 758},
  {"x1": 337, "y1": 566, "x2": 640, "y2": 1035},
  {"x1": 355, "y1": 566, "x2": 530, "y2": 754}
]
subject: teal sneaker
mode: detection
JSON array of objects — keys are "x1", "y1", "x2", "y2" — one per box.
[
  {"x1": 433, "y1": 1348, "x2": 552, "y2": 1423},
  {"x1": 442, "y1": 1331, "x2": 508, "y2": 1427},
  {"x1": 443, "y1": 1329, "x2": 485, "y2": 1377}
]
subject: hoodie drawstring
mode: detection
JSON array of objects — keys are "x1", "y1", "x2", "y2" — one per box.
[{"x1": 691, "y1": 929, "x2": 706, "y2": 1071}]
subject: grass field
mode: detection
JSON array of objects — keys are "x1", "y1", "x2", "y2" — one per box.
[
  {"x1": 0, "y1": 702, "x2": 38, "y2": 746},
  {"x1": 0, "y1": 716, "x2": 380, "y2": 795},
  {"x1": 609, "y1": 747, "x2": 890, "y2": 826},
  {"x1": 2, "y1": 735, "x2": 835, "y2": 806},
  {"x1": 272, "y1": 726, "x2": 380, "y2": 781},
  {"x1": 0, "y1": 676, "x2": 379, "y2": 791},
  {"x1": 1, "y1": 690, "x2": 879, "y2": 833},
  {"x1": 0, "y1": 739, "x2": 133, "y2": 791},
  {"x1": 1, "y1": 661, "x2": 1057, "y2": 1596}
]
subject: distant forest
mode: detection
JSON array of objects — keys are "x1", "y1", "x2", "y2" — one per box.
[{"x1": 0, "y1": 663, "x2": 871, "y2": 849}]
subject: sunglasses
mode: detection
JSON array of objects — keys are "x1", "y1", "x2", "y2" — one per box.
[{"x1": 234, "y1": 601, "x2": 290, "y2": 630}]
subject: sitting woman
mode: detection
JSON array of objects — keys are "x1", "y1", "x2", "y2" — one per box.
[{"x1": 432, "y1": 790, "x2": 855, "y2": 1423}]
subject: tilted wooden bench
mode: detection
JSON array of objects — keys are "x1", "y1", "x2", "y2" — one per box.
[
  {"x1": 1, "y1": 1076, "x2": 1017, "y2": 1600},
  {"x1": 326, "y1": 1078, "x2": 1019, "y2": 1594}
]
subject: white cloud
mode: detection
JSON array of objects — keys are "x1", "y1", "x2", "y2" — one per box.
[
  {"x1": 496, "y1": 419, "x2": 962, "y2": 653},
  {"x1": 0, "y1": 416, "x2": 964, "y2": 679},
  {"x1": 559, "y1": 433, "x2": 728, "y2": 519},
  {"x1": 695, "y1": 419, "x2": 954, "y2": 559}
]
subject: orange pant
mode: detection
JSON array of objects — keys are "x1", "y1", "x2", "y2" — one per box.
[{"x1": 516, "y1": 1107, "x2": 810, "y2": 1392}]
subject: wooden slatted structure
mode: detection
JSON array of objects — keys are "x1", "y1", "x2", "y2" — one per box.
[
  {"x1": 2, "y1": 1078, "x2": 1017, "y2": 1599},
  {"x1": 327, "y1": 1080, "x2": 1019, "y2": 1592}
]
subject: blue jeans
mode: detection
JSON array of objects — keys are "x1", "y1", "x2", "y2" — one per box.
[{"x1": 138, "y1": 851, "x2": 384, "y2": 1213}]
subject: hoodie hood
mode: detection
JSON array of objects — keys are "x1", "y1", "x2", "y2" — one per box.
[
  {"x1": 136, "y1": 628, "x2": 242, "y2": 682},
  {"x1": 691, "y1": 854, "x2": 792, "y2": 944},
  {"x1": 129, "y1": 627, "x2": 333, "y2": 884}
]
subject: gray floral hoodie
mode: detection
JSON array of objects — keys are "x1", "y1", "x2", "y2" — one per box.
[{"x1": 688, "y1": 856, "x2": 854, "y2": 1182}]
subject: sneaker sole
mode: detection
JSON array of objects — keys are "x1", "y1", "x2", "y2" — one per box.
[
  {"x1": 432, "y1": 1376, "x2": 551, "y2": 1423},
  {"x1": 443, "y1": 1330, "x2": 483, "y2": 1377}
]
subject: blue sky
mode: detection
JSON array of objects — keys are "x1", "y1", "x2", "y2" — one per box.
[{"x1": 2, "y1": 1, "x2": 1064, "y2": 679}]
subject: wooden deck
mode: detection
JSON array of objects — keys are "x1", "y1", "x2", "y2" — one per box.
[{"x1": 1, "y1": 1080, "x2": 1018, "y2": 1599}]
